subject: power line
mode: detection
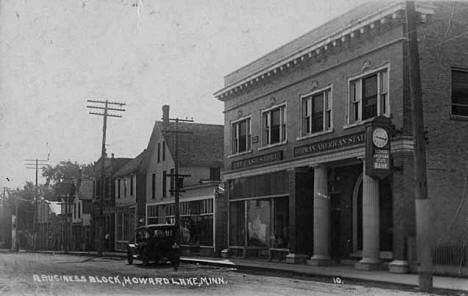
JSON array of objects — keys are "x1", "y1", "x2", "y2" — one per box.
[{"x1": 86, "y1": 99, "x2": 126, "y2": 256}]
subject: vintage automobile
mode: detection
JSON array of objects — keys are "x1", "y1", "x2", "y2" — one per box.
[{"x1": 126, "y1": 224, "x2": 180, "y2": 267}]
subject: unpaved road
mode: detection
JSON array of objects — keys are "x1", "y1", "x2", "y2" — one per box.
[{"x1": 0, "y1": 252, "x2": 444, "y2": 296}]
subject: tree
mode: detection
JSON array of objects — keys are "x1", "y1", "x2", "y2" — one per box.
[{"x1": 42, "y1": 161, "x2": 93, "y2": 186}]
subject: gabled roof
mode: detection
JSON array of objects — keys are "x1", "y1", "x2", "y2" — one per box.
[
  {"x1": 94, "y1": 157, "x2": 132, "y2": 177},
  {"x1": 113, "y1": 150, "x2": 148, "y2": 178},
  {"x1": 77, "y1": 178, "x2": 94, "y2": 200},
  {"x1": 146, "y1": 121, "x2": 224, "y2": 168}
]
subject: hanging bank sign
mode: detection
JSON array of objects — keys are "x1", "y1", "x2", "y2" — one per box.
[
  {"x1": 294, "y1": 132, "x2": 365, "y2": 157},
  {"x1": 365, "y1": 116, "x2": 392, "y2": 179}
]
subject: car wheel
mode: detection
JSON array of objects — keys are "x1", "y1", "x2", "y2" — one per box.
[
  {"x1": 172, "y1": 255, "x2": 180, "y2": 271},
  {"x1": 142, "y1": 252, "x2": 149, "y2": 266},
  {"x1": 127, "y1": 252, "x2": 133, "y2": 265}
]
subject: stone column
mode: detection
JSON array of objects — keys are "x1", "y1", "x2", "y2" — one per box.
[
  {"x1": 355, "y1": 160, "x2": 381, "y2": 270},
  {"x1": 308, "y1": 165, "x2": 332, "y2": 265}
]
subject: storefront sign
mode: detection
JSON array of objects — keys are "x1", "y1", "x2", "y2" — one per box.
[
  {"x1": 365, "y1": 116, "x2": 392, "y2": 179},
  {"x1": 294, "y1": 132, "x2": 365, "y2": 157},
  {"x1": 231, "y1": 151, "x2": 283, "y2": 169}
]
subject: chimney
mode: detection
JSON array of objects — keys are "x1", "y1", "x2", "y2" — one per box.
[{"x1": 162, "y1": 105, "x2": 170, "y2": 127}]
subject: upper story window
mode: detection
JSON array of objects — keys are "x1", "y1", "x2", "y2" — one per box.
[
  {"x1": 104, "y1": 177, "x2": 110, "y2": 200},
  {"x1": 210, "y1": 167, "x2": 221, "y2": 181},
  {"x1": 170, "y1": 168, "x2": 175, "y2": 197},
  {"x1": 151, "y1": 173, "x2": 156, "y2": 200},
  {"x1": 452, "y1": 69, "x2": 468, "y2": 117},
  {"x1": 130, "y1": 175, "x2": 134, "y2": 196},
  {"x1": 162, "y1": 170, "x2": 167, "y2": 198},
  {"x1": 302, "y1": 88, "x2": 332, "y2": 135},
  {"x1": 232, "y1": 117, "x2": 251, "y2": 154},
  {"x1": 262, "y1": 104, "x2": 286, "y2": 146},
  {"x1": 117, "y1": 179, "x2": 121, "y2": 199},
  {"x1": 123, "y1": 177, "x2": 127, "y2": 197},
  {"x1": 349, "y1": 68, "x2": 389, "y2": 123},
  {"x1": 157, "y1": 143, "x2": 161, "y2": 162}
]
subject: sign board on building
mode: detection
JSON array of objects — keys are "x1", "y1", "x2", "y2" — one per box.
[
  {"x1": 294, "y1": 132, "x2": 365, "y2": 157},
  {"x1": 365, "y1": 116, "x2": 392, "y2": 179},
  {"x1": 231, "y1": 151, "x2": 283, "y2": 169},
  {"x1": 55, "y1": 182, "x2": 76, "y2": 199}
]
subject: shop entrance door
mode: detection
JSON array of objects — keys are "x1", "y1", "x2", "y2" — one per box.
[{"x1": 352, "y1": 174, "x2": 393, "y2": 256}]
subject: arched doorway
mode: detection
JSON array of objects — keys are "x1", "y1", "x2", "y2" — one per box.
[{"x1": 352, "y1": 173, "x2": 393, "y2": 255}]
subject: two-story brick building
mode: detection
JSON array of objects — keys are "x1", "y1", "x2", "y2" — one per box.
[
  {"x1": 145, "y1": 105, "x2": 226, "y2": 256},
  {"x1": 215, "y1": 1, "x2": 468, "y2": 274}
]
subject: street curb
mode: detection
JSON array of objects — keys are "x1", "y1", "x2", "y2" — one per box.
[{"x1": 180, "y1": 258, "x2": 467, "y2": 295}]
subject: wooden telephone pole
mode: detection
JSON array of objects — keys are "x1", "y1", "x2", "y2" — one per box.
[
  {"x1": 164, "y1": 116, "x2": 193, "y2": 250},
  {"x1": 25, "y1": 158, "x2": 49, "y2": 250},
  {"x1": 405, "y1": 1, "x2": 433, "y2": 291},
  {"x1": 87, "y1": 99, "x2": 125, "y2": 256}
]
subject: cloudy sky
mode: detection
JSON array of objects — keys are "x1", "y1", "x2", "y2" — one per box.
[{"x1": 0, "y1": 0, "x2": 370, "y2": 189}]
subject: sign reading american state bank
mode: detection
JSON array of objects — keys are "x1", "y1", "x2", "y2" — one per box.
[{"x1": 294, "y1": 132, "x2": 366, "y2": 157}]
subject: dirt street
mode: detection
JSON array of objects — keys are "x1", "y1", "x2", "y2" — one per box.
[{"x1": 0, "y1": 252, "x2": 439, "y2": 296}]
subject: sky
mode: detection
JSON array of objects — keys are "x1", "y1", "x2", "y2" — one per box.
[{"x1": 0, "y1": 0, "x2": 371, "y2": 189}]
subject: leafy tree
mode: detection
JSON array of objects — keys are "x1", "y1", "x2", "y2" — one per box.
[{"x1": 42, "y1": 161, "x2": 93, "y2": 186}]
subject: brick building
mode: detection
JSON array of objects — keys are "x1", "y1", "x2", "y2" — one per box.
[
  {"x1": 145, "y1": 105, "x2": 226, "y2": 256},
  {"x1": 215, "y1": 2, "x2": 468, "y2": 274}
]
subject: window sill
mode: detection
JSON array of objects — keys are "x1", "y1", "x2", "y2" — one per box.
[
  {"x1": 228, "y1": 150, "x2": 253, "y2": 159},
  {"x1": 257, "y1": 141, "x2": 288, "y2": 151},
  {"x1": 343, "y1": 118, "x2": 374, "y2": 129},
  {"x1": 296, "y1": 128, "x2": 334, "y2": 141},
  {"x1": 344, "y1": 114, "x2": 392, "y2": 129},
  {"x1": 450, "y1": 114, "x2": 468, "y2": 121}
]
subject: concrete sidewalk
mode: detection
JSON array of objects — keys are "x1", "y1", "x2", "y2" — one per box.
[
  {"x1": 182, "y1": 256, "x2": 468, "y2": 293},
  {"x1": 15, "y1": 249, "x2": 468, "y2": 293}
]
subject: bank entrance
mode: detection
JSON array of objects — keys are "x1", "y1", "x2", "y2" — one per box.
[{"x1": 329, "y1": 163, "x2": 393, "y2": 262}]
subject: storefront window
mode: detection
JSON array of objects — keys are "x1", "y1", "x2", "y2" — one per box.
[
  {"x1": 272, "y1": 197, "x2": 289, "y2": 248},
  {"x1": 180, "y1": 215, "x2": 213, "y2": 246},
  {"x1": 148, "y1": 199, "x2": 214, "y2": 246},
  {"x1": 229, "y1": 197, "x2": 289, "y2": 249},
  {"x1": 229, "y1": 201, "x2": 245, "y2": 246},
  {"x1": 247, "y1": 200, "x2": 271, "y2": 247},
  {"x1": 116, "y1": 212, "x2": 123, "y2": 241}
]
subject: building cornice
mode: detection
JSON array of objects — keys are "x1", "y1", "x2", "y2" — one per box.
[{"x1": 214, "y1": 2, "x2": 435, "y2": 101}]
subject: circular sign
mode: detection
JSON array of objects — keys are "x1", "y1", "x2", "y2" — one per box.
[{"x1": 372, "y1": 127, "x2": 388, "y2": 148}]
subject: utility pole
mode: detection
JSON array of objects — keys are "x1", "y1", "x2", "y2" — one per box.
[
  {"x1": 164, "y1": 116, "x2": 193, "y2": 251},
  {"x1": 87, "y1": 99, "x2": 125, "y2": 256},
  {"x1": 405, "y1": 1, "x2": 433, "y2": 292},
  {"x1": 15, "y1": 193, "x2": 19, "y2": 252},
  {"x1": 25, "y1": 158, "x2": 49, "y2": 250},
  {"x1": 1, "y1": 187, "x2": 10, "y2": 249}
]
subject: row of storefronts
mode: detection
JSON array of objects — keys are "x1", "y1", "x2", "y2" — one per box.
[{"x1": 25, "y1": 2, "x2": 467, "y2": 278}]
